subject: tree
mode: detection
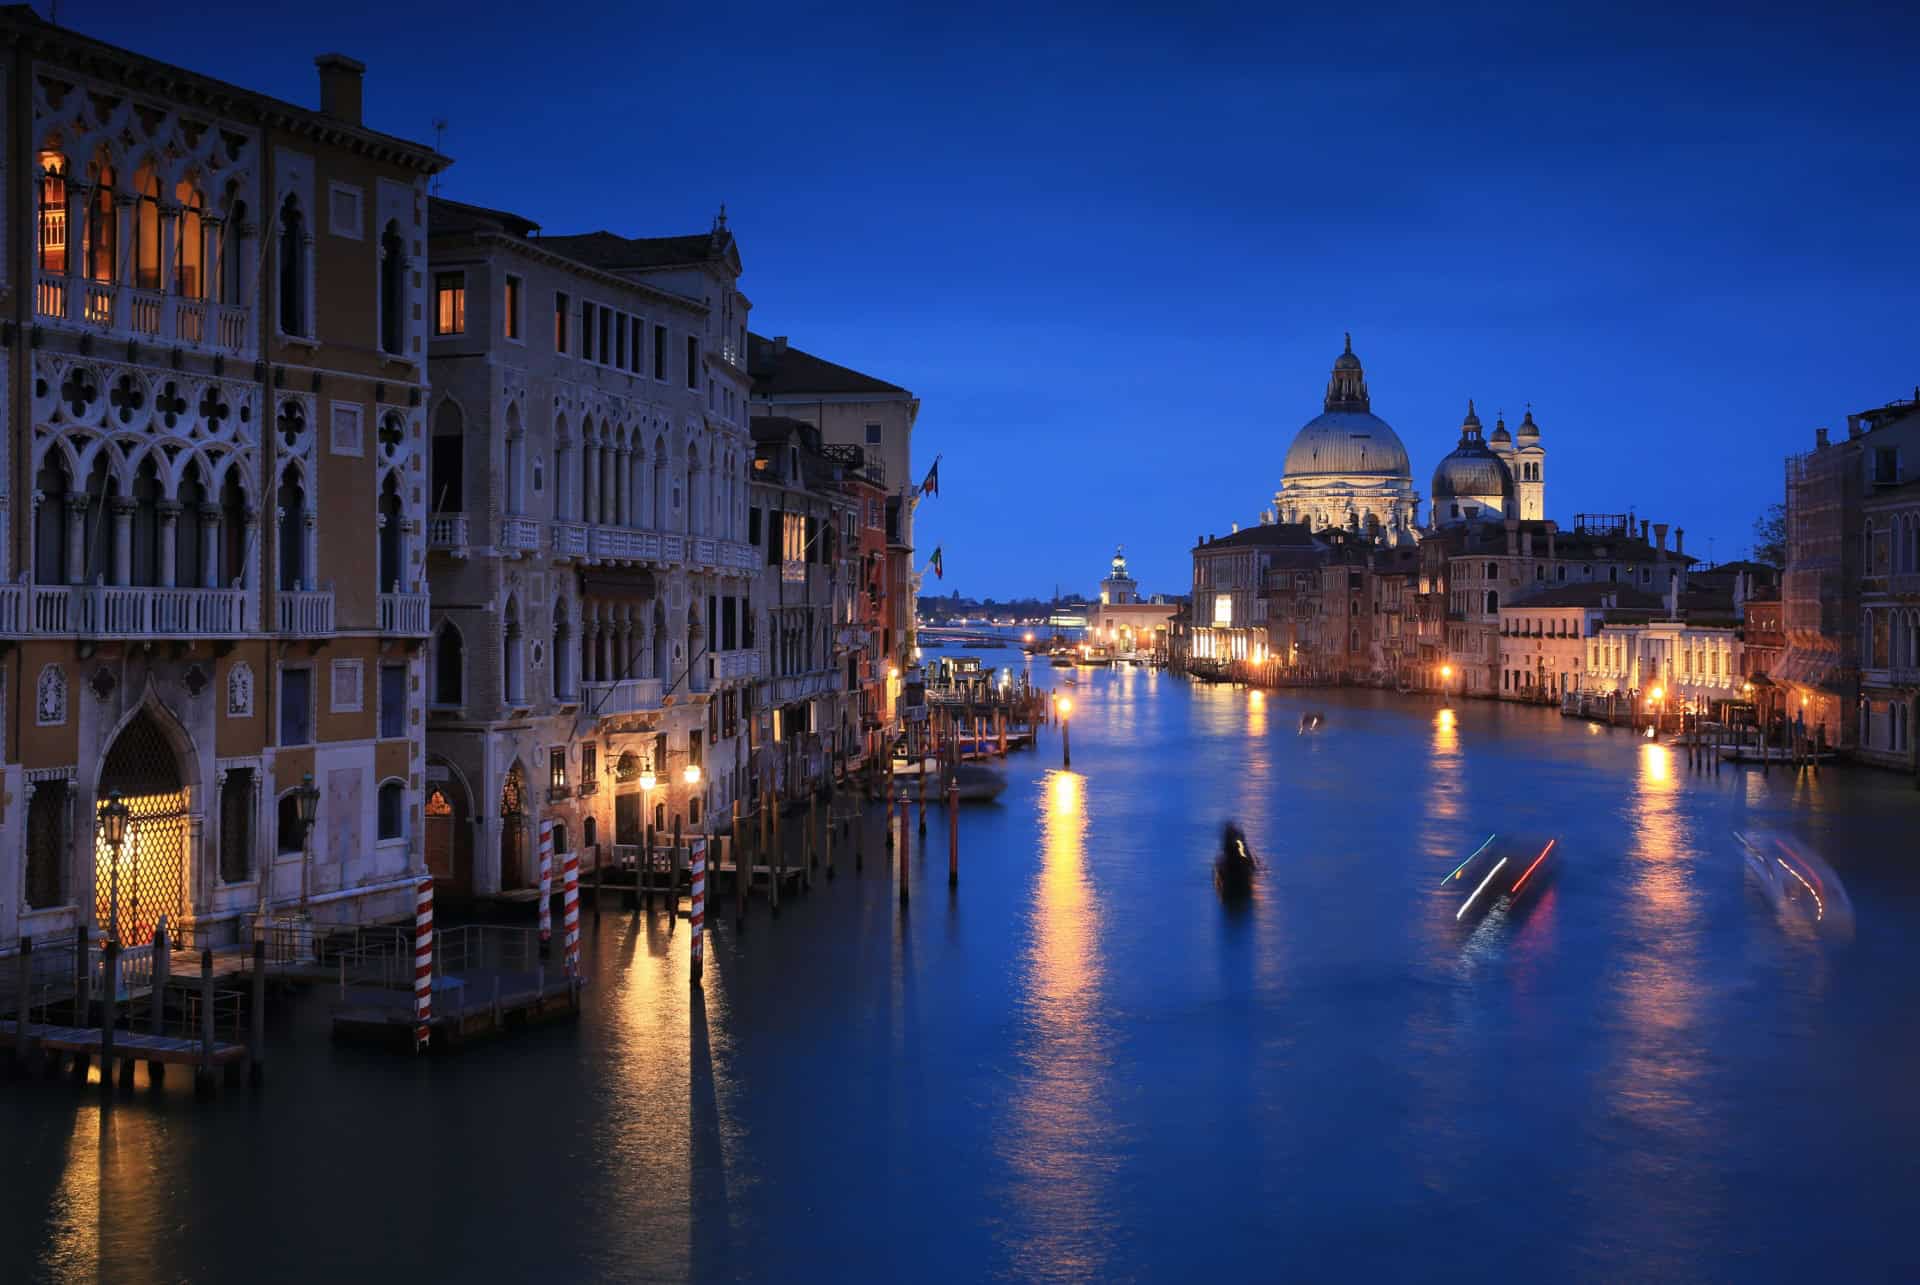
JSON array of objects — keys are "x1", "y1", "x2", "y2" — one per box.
[{"x1": 1753, "y1": 501, "x2": 1786, "y2": 568}]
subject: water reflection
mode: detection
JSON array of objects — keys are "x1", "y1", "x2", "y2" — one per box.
[{"x1": 1000, "y1": 769, "x2": 1115, "y2": 1280}]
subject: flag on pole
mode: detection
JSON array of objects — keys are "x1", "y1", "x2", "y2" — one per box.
[
  {"x1": 929, "y1": 547, "x2": 944, "y2": 579},
  {"x1": 920, "y1": 456, "x2": 941, "y2": 497}
]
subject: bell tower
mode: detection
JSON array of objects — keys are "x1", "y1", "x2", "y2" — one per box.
[{"x1": 1514, "y1": 405, "x2": 1545, "y2": 521}]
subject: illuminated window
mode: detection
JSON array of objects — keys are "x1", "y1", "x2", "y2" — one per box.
[
  {"x1": 434, "y1": 272, "x2": 465, "y2": 335},
  {"x1": 37, "y1": 147, "x2": 68, "y2": 276},
  {"x1": 89, "y1": 159, "x2": 118, "y2": 285},
  {"x1": 134, "y1": 163, "x2": 162, "y2": 291},
  {"x1": 549, "y1": 747, "x2": 568, "y2": 793},
  {"x1": 175, "y1": 179, "x2": 205, "y2": 299},
  {"x1": 554, "y1": 291, "x2": 570, "y2": 352},
  {"x1": 504, "y1": 275, "x2": 522, "y2": 340}
]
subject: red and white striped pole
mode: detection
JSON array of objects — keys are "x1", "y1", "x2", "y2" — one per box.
[
  {"x1": 689, "y1": 834, "x2": 706, "y2": 986},
  {"x1": 413, "y1": 877, "x2": 434, "y2": 1053},
  {"x1": 537, "y1": 820, "x2": 553, "y2": 951},
  {"x1": 562, "y1": 847, "x2": 582, "y2": 980}
]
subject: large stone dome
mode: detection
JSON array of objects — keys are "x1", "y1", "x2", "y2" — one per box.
[
  {"x1": 1284, "y1": 410, "x2": 1413, "y2": 478},
  {"x1": 1430, "y1": 400, "x2": 1515, "y2": 508}
]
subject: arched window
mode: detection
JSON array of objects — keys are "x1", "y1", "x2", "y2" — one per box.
[
  {"x1": 554, "y1": 418, "x2": 573, "y2": 520},
  {"x1": 37, "y1": 146, "x2": 68, "y2": 275},
  {"x1": 380, "y1": 220, "x2": 405, "y2": 354},
  {"x1": 553, "y1": 602, "x2": 573, "y2": 700},
  {"x1": 653, "y1": 437, "x2": 669, "y2": 527},
  {"x1": 277, "y1": 464, "x2": 307, "y2": 590},
  {"x1": 431, "y1": 400, "x2": 465, "y2": 514},
  {"x1": 553, "y1": 821, "x2": 569, "y2": 855},
  {"x1": 82, "y1": 457, "x2": 113, "y2": 585},
  {"x1": 86, "y1": 157, "x2": 116, "y2": 283},
  {"x1": 220, "y1": 466, "x2": 249, "y2": 588},
  {"x1": 175, "y1": 178, "x2": 205, "y2": 299},
  {"x1": 134, "y1": 163, "x2": 162, "y2": 291},
  {"x1": 583, "y1": 815, "x2": 597, "y2": 851},
  {"x1": 1486, "y1": 590, "x2": 1500, "y2": 613},
  {"x1": 505, "y1": 405, "x2": 525, "y2": 516},
  {"x1": 378, "y1": 473, "x2": 404, "y2": 592},
  {"x1": 378, "y1": 780, "x2": 405, "y2": 841},
  {"x1": 177, "y1": 463, "x2": 207, "y2": 589},
  {"x1": 651, "y1": 603, "x2": 669, "y2": 682},
  {"x1": 1862, "y1": 611, "x2": 1875, "y2": 668},
  {"x1": 434, "y1": 622, "x2": 464, "y2": 706},
  {"x1": 130, "y1": 455, "x2": 163, "y2": 586},
  {"x1": 34, "y1": 455, "x2": 71, "y2": 584},
  {"x1": 278, "y1": 195, "x2": 307, "y2": 336},
  {"x1": 221, "y1": 199, "x2": 248, "y2": 305},
  {"x1": 25, "y1": 779, "x2": 70, "y2": 909}
]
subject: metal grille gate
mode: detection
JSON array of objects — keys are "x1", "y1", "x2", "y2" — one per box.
[{"x1": 94, "y1": 711, "x2": 190, "y2": 948}]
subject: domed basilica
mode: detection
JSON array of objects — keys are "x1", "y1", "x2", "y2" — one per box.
[{"x1": 1273, "y1": 336, "x2": 1546, "y2": 542}]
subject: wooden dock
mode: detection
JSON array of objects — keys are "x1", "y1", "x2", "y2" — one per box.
[{"x1": 1, "y1": 1018, "x2": 246, "y2": 1068}]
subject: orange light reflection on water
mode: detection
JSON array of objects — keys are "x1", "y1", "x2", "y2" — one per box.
[{"x1": 1001, "y1": 768, "x2": 1114, "y2": 1279}]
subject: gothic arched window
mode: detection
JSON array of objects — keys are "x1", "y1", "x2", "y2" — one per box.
[
  {"x1": 278, "y1": 195, "x2": 307, "y2": 336},
  {"x1": 380, "y1": 220, "x2": 405, "y2": 354}
]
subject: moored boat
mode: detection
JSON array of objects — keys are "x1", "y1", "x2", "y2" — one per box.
[{"x1": 1215, "y1": 823, "x2": 1257, "y2": 899}]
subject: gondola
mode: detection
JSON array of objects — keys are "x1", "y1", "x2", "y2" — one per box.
[
  {"x1": 1215, "y1": 823, "x2": 1257, "y2": 899},
  {"x1": 1298, "y1": 712, "x2": 1325, "y2": 733}
]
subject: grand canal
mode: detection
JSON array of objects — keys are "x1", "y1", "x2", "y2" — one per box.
[{"x1": 8, "y1": 650, "x2": 1920, "y2": 1281}]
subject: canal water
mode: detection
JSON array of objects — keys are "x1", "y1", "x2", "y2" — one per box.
[{"x1": 8, "y1": 649, "x2": 1920, "y2": 1282}]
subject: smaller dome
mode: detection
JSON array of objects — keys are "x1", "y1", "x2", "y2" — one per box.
[
  {"x1": 1333, "y1": 331, "x2": 1361, "y2": 371},
  {"x1": 1489, "y1": 414, "x2": 1511, "y2": 445},
  {"x1": 1517, "y1": 407, "x2": 1540, "y2": 440},
  {"x1": 1432, "y1": 450, "x2": 1515, "y2": 502}
]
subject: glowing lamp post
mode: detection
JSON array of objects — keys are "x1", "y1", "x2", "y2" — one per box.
[
  {"x1": 1055, "y1": 694, "x2": 1074, "y2": 769},
  {"x1": 98, "y1": 790, "x2": 130, "y2": 946},
  {"x1": 640, "y1": 769, "x2": 658, "y2": 868},
  {"x1": 684, "y1": 762, "x2": 703, "y2": 827},
  {"x1": 1440, "y1": 663, "x2": 1454, "y2": 706}
]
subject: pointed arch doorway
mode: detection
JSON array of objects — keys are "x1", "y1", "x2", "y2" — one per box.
[
  {"x1": 499, "y1": 761, "x2": 530, "y2": 890},
  {"x1": 424, "y1": 769, "x2": 473, "y2": 894},
  {"x1": 94, "y1": 708, "x2": 192, "y2": 947}
]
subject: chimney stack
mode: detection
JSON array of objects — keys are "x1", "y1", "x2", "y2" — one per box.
[
  {"x1": 315, "y1": 54, "x2": 365, "y2": 127},
  {"x1": 1640, "y1": 518, "x2": 1651, "y2": 542},
  {"x1": 1674, "y1": 527, "x2": 1684, "y2": 556},
  {"x1": 1815, "y1": 426, "x2": 1830, "y2": 448},
  {"x1": 773, "y1": 335, "x2": 789, "y2": 356},
  {"x1": 1655, "y1": 523, "x2": 1669, "y2": 554}
]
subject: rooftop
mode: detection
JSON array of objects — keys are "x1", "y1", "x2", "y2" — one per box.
[
  {"x1": 1194, "y1": 523, "x2": 1320, "y2": 552},
  {"x1": 749, "y1": 333, "x2": 908, "y2": 397}
]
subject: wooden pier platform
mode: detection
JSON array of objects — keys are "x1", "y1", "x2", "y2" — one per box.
[
  {"x1": 330, "y1": 968, "x2": 581, "y2": 1051},
  {"x1": 1, "y1": 1018, "x2": 247, "y2": 1068}
]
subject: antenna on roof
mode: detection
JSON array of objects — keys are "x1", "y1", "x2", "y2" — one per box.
[{"x1": 431, "y1": 119, "x2": 449, "y2": 194}]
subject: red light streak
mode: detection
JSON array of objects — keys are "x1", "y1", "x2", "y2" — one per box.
[{"x1": 1510, "y1": 839, "x2": 1556, "y2": 895}]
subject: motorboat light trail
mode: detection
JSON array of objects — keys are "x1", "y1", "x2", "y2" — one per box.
[{"x1": 1456, "y1": 857, "x2": 1509, "y2": 921}]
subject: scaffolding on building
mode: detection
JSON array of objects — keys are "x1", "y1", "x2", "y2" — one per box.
[{"x1": 1778, "y1": 440, "x2": 1862, "y2": 744}]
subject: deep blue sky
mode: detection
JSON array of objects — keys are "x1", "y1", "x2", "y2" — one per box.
[{"x1": 61, "y1": 1, "x2": 1920, "y2": 600}]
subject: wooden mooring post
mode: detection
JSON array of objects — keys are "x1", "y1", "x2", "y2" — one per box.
[
  {"x1": 250, "y1": 938, "x2": 268, "y2": 1087},
  {"x1": 918, "y1": 767, "x2": 927, "y2": 834},
  {"x1": 825, "y1": 792, "x2": 836, "y2": 880},
  {"x1": 770, "y1": 786, "x2": 783, "y2": 919},
  {"x1": 897, "y1": 794, "x2": 910, "y2": 906},
  {"x1": 733, "y1": 798, "x2": 747, "y2": 931},
  {"x1": 948, "y1": 775, "x2": 960, "y2": 888},
  {"x1": 195, "y1": 947, "x2": 215, "y2": 1099}
]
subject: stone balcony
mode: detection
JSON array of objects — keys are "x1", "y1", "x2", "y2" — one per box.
[
  {"x1": 428, "y1": 513, "x2": 471, "y2": 558},
  {"x1": 710, "y1": 650, "x2": 762, "y2": 683},
  {"x1": 36, "y1": 272, "x2": 252, "y2": 357},
  {"x1": 579, "y1": 677, "x2": 665, "y2": 717},
  {"x1": 379, "y1": 591, "x2": 430, "y2": 637},
  {"x1": 278, "y1": 587, "x2": 335, "y2": 637},
  {"x1": 551, "y1": 521, "x2": 587, "y2": 561},
  {"x1": 11, "y1": 582, "x2": 249, "y2": 638},
  {"x1": 500, "y1": 516, "x2": 542, "y2": 556}
]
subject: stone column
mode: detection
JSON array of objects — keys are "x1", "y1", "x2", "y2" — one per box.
[
  {"x1": 157, "y1": 500, "x2": 182, "y2": 588},
  {"x1": 65, "y1": 493, "x2": 89, "y2": 584},
  {"x1": 616, "y1": 448, "x2": 631, "y2": 526},
  {"x1": 111, "y1": 496, "x2": 136, "y2": 586},
  {"x1": 601, "y1": 450, "x2": 617, "y2": 531}
]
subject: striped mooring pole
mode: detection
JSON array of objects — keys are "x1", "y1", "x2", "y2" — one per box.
[
  {"x1": 562, "y1": 847, "x2": 582, "y2": 980},
  {"x1": 689, "y1": 835, "x2": 706, "y2": 987},
  {"x1": 537, "y1": 820, "x2": 554, "y2": 950},
  {"x1": 413, "y1": 877, "x2": 434, "y2": 1053}
]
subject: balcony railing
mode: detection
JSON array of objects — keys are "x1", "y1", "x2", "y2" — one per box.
[
  {"x1": 35, "y1": 272, "x2": 253, "y2": 356},
  {"x1": 428, "y1": 513, "x2": 470, "y2": 556},
  {"x1": 23, "y1": 582, "x2": 248, "y2": 637},
  {"x1": 551, "y1": 521, "x2": 587, "y2": 560},
  {"x1": 588, "y1": 526, "x2": 659, "y2": 562},
  {"x1": 710, "y1": 650, "x2": 762, "y2": 682},
  {"x1": 692, "y1": 537, "x2": 718, "y2": 568},
  {"x1": 379, "y1": 590, "x2": 430, "y2": 636},
  {"x1": 579, "y1": 677, "x2": 665, "y2": 717},
  {"x1": 278, "y1": 587, "x2": 335, "y2": 636},
  {"x1": 500, "y1": 516, "x2": 541, "y2": 555}
]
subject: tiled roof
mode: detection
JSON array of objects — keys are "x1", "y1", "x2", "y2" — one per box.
[
  {"x1": 1193, "y1": 523, "x2": 1320, "y2": 552},
  {"x1": 538, "y1": 230, "x2": 729, "y2": 271},
  {"x1": 430, "y1": 196, "x2": 540, "y2": 239},
  {"x1": 748, "y1": 333, "x2": 908, "y2": 396}
]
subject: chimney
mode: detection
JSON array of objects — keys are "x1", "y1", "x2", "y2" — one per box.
[
  {"x1": 1815, "y1": 426, "x2": 1830, "y2": 448},
  {"x1": 773, "y1": 335, "x2": 789, "y2": 356},
  {"x1": 1674, "y1": 527, "x2": 1684, "y2": 556},
  {"x1": 315, "y1": 54, "x2": 365, "y2": 127},
  {"x1": 1654, "y1": 523, "x2": 1668, "y2": 554},
  {"x1": 1639, "y1": 518, "x2": 1650, "y2": 542}
]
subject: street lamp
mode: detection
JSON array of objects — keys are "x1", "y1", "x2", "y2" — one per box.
[
  {"x1": 1055, "y1": 694, "x2": 1073, "y2": 768},
  {"x1": 640, "y1": 769, "x2": 658, "y2": 866},
  {"x1": 1440, "y1": 663, "x2": 1454, "y2": 706},
  {"x1": 98, "y1": 790, "x2": 130, "y2": 946}
]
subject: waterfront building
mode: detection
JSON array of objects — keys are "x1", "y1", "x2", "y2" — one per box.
[
  {"x1": 1189, "y1": 522, "x2": 1321, "y2": 664},
  {"x1": 748, "y1": 335, "x2": 916, "y2": 731},
  {"x1": 748, "y1": 417, "x2": 860, "y2": 793},
  {"x1": 1088, "y1": 547, "x2": 1177, "y2": 657},
  {"x1": 1587, "y1": 615, "x2": 1743, "y2": 715},
  {"x1": 1496, "y1": 586, "x2": 1658, "y2": 702},
  {"x1": 1856, "y1": 407, "x2": 1920, "y2": 768},
  {"x1": 423, "y1": 200, "x2": 757, "y2": 892},
  {"x1": 1, "y1": 16, "x2": 448, "y2": 955},
  {"x1": 832, "y1": 441, "x2": 894, "y2": 760},
  {"x1": 1275, "y1": 336, "x2": 1420, "y2": 543},
  {"x1": 1778, "y1": 422, "x2": 1866, "y2": 748}
]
